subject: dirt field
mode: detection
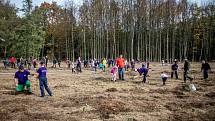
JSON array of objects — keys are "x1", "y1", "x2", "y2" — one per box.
[{"x1": 0, "y1": 62, "x2": 214, "y2": 121}]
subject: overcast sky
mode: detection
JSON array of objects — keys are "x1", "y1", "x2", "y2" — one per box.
[{"x1": 8, "y1": 0, "x2": 211, "y2": 16}]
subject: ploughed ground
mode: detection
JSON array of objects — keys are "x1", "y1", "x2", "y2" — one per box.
[{"x1": 0, "y1": 62, "x2": 214, "y2": 121}]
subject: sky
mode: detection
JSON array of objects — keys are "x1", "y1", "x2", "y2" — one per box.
[
  {"x1": 8, "y1": 0, "x2": 211, "y2": 16},
  {"x1": 9, "y1": 0, "x2": 83, "y2": 16}
]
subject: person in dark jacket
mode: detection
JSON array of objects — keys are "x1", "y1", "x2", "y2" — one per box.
[
  {"x1": 137, "y1": 64, "x2": 148, "y2": 83},
  {"x1": 201, "y1": 60, "x2": 211, "y2": 80},
  {"x1": 183, "y1": 59, "x2": 193, "y2": 83},
  {"x1": 171, "y1": 60, "x2": 178, "y2": 79}
]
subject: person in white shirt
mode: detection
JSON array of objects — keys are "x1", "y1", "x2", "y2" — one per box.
[{"x1": 161, "y1": 71, "x2": 168, "y2": 85}]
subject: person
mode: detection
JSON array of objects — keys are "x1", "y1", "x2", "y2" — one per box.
[
  {"x1": 102, "y1": 58, "x2": 107, "y2": 72},
  {"x1": 131, "y1": 59, "x2": 135, "y2": 71},
  {"x1": 76, "y1": 57, "x2": 82, "y2": 72},
  {"x1": 171, "y1": 60, "x2": 178, "y2": 79},
  {"x1": 9, "y1": 56, "x2": 16, "y2": 68},
  {"x1": 161, "y1": 71, "x2": 168, "y2": 85},
  {"x1": 3, "y1": 58, "x2": 9, "y2": 69},
  {"x1": 58, "y1": 58, "x2": 61, "y2": 68},
  {"x1": 165, "y1": 59, "x2": 168, "y2": 64},
  {"x1": 27, "y1": 57, "x2": 32, "y2": 70},
  {"x1": 32, "y1": 58, "x2": 37, "y2": 69},
  {"x1": 14, "y1": 65, "x2": 32, "y2": 93},
  {"x1": 146, "y1": 61, "x2": 150, "y2": 69},
  {"x1": 16, "y1": 58, "x2": 21, "y2": 67},
  {"x1": 53, "y1": 58, "x2": 57, "y2": 68},
  {"x1": 45, "y1": 56, "x2": 48, "y2": 67},
  {"x1": 116, "y1": 55, "x2": 125, "y2": 80},
  {"x1": 99, "y1": 61, "x2": 103, "y2": 70},
  {"x1": 111, "y1": 59, "x2": 115, "y2": 67},
  {"x1": 71, "y1": 62, "x2": 75, "y2": 73},
  {"x1": 66, "y1": 58, "x2": 71, "y2": 68},
  {"x1": 162, "y1": 59, "x2": 164, "y2": 66},
  {"x1": 183, "y1": 59, "x2": 193, "y2": 83},
  {"x1": 107, "y1": 59, "x2": 112, "y2": 68},
  {"x1": 124, "y1": 59, "x2": 128, "y2": 71},
  {"x1": 201, "y1": 60, "x2": 211, "y2": 80},
  {"x1": 20, "y1": 57, "x2": 24, "y2": 66},
  {"x1": 84, "y1": 60, "x2": 88, "y2": 68},
  {"x1": 137, "y1": 64, "x2": 148, "y2": 83},
  {"x1": 111, "y1": 65, "x2": 118, "y2": 82},
  {"x1": 94, "y1": 59, "x2": 98, "y2": 72},
  {"x1": 36, "y1": 62, "x2": 52, "y2": 97},
  {"x1": 41, "y1": 57, "x2": 46, "y2": 64}
]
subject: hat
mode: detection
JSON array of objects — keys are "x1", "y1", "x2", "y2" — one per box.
[{"x1": 19, "y1": 65, "x2": 24, "y2": 70}]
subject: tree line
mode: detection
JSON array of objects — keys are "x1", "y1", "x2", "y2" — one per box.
[{"x1": 0, "y1": 0, "x2": 215, "y2": 62}]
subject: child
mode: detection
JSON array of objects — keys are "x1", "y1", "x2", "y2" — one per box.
[
  {"x1": 137, "y1": 64, "x2": 148, "y2": 83},
  {"x1": 131, "y1": 59, "x2": 135, "y2": 71},
  {"x1": 102, "y1": 58, "x2": 107, "y2": 72},
  {"x1": 71, "y1": 62, "x2": 75, "y2": 73},
  {"x1": 161, "y1": 71, "x2": 168, "y2": 85},
  {"x1": 111, "y1": 66, "x2": 118, "y2": 81},
  {"x1": 99, "y1": 62, "x2": 103, "y2": 70},
  {"x1": 53, "y1": 58, "x2": 57, "y2": 68},
  {"x1": 58, "y1": 58, "x2": 61, "y2": 68},
  {"x1": 66, "y1": 59, "x2": 71, "y2": 68},
  {"x1": 36, "y1": 61, "x2": 52, "y2": 97}
]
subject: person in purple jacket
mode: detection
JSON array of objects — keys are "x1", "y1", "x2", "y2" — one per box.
[
  {"x1": 137, "y1": 64, "x2": 148, "y2": 83},
  {"x1": 14, "y1": 65, "x2": 32, "y2": 93},
  {"x1": 36, "y1": 61, "x2": 52, "y2": 97}
]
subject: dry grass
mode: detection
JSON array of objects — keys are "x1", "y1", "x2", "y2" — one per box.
[{"x1": 0, "y1": 62, "x2": 214, "y2": 121}]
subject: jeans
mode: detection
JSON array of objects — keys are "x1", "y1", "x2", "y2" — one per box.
[
  {"x1": 39, "y1": 77, "x2": 52, "y2": 96},
  {"x1": 118, "y1": 68, "x2": 125, "y2": 80}
]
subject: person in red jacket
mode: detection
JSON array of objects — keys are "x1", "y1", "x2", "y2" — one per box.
[
  {"x1": 9, "y1": 56, "x2": 16, "y2": 68},
  {"x1": 115, "y1": 55, "x2": 125, "y2": 80}
]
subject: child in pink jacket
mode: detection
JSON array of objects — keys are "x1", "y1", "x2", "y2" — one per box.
[{"x1": 111, "y1": 66, "x2": 118, "y2": 81}]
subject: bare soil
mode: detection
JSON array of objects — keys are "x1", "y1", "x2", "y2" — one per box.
[{"x1": 0, "y1": 62, "x2": 214, "y2": 121}]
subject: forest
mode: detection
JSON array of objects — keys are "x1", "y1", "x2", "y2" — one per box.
[{"x1": 0, "y1": 0, "x2": 215, "y2": 62}]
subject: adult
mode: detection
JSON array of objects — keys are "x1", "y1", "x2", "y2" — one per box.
[
  {"x1": 183, "y1": 59, "x2": 193, "y2": 83},
  {"x1": 171, "y1": 60, "x2": 178, "y2": 79},
  {"x1": 116, "y1": 55, "x2": 125, "y2": 80},
  {"x1": 14, "y1": 65, "x2": 32, "y2": 93},
  {"x1": 76, "y1": 57, "x2": 82, "y2": 72},
  {"x1": 137, "y1": 64, "x2": 148, "y2": 83},
  {"x1": 9, "y1": 56, "x2": 16, "y2": 68},
  {"x1": 45, "y1": 56, "x2": 48, "y2": 67},
  {"x1": 201, "y1": 60, "x2": 211, "y2": 80}
]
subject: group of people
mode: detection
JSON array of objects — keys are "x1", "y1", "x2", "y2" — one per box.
[
  {"x1": 110, "y1": 56, "x2": 212, "y2": 86},
  {"x1": 1, "y1": 54, "x2": 212, "y2": 97},
  {"x1": 2, "y1": 56, "x2": 45, "y2": 70},
  {"x1": 14, "y1": 61, "x2": 52, "y2": 97}
]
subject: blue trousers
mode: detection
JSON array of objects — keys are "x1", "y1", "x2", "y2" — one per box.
[
  {"x1": 39, "y1": 77, "x2": 52, "y2": 96},
  {"x1": 118, "y1": 68, "x2": 125, "y2": 80}
]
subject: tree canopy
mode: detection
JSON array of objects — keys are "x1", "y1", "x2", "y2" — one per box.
[{"x1": 0, "y1": 0, "x2": 214, "y2": 61}]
